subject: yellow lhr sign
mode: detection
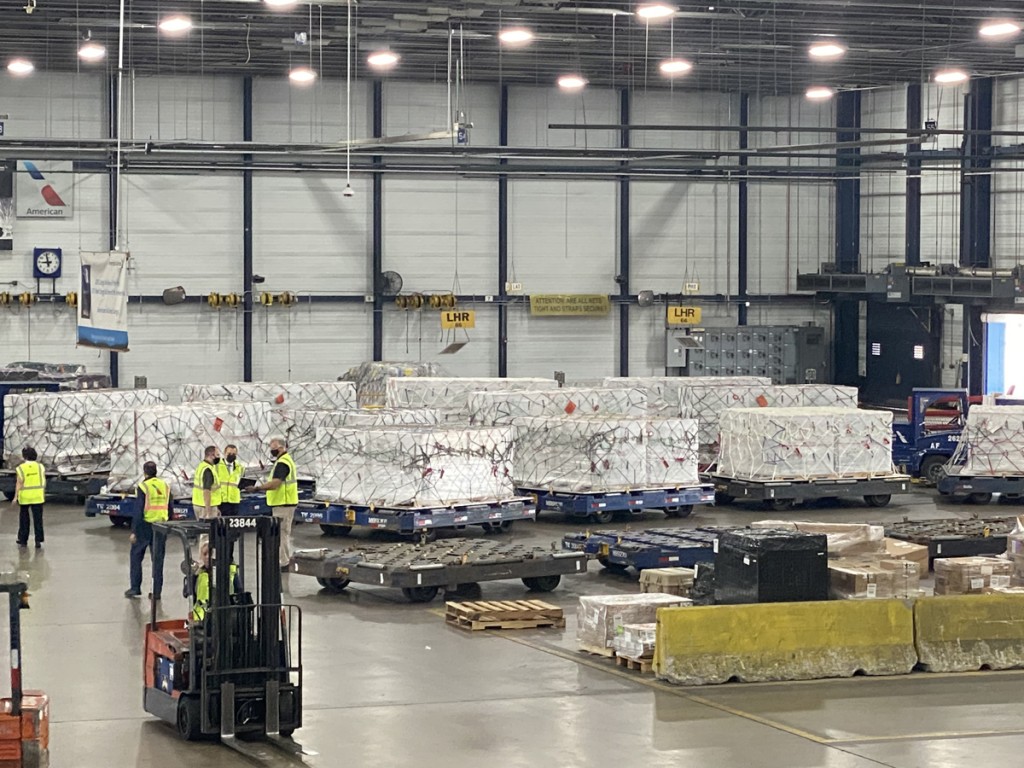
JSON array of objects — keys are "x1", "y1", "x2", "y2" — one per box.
[
  {"x1": 667, "y1": 306, "x2": 702, "y2": 325},
  {"x1": 441, "y1": 310, "x2": 476, "y2": 329}
]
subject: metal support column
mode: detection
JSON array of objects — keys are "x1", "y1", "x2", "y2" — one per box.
[
  {"x1": 107, "y1": 74, "x2": 120, "y2": 387},
  {"x1": 497, "y1": 84, "x2": 509, "y2": 377},
  {"x1": 242, "y1": 76, "x2": 254, "y2": 382},
  {"x1": 960, "y1": 77, "x2": 993, "y2": 393},
  {"x1": 905, "y1": 83, "x2": 923, "y2": 266},
  {"x1": 737, "y1": 93, "x2": 749, "y2": 325},
  {"x1": 618, "y1": 88, "x2": 630, "y2": 377},
  {"x1": 372, "y1": 81, "x2": 384, "y2": 361},
  {"x1": 833, "y1": 91, "x2": 862, "y2": 387}
]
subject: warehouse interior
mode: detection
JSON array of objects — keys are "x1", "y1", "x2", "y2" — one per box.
[{"x1": 3, "y1": 1, "x2": 1024, "y2": 767}]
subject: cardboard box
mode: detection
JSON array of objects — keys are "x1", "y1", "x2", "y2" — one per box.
[
  {"x1": 577, "y1": 594, "x2": 690, "y2": 650},
  {"x1": 933, "y1": 556, "x2": 1013, "y2": 595},
  {"x1": 612, "y1": 623, "x2": 658, "y2": 659},
  {"x1": 877, "y1": 558, "x2": 922, "y2": 598},
  {"x1": 883, "y1": 538, "x2": 930, "y2": 573},
  {"x1": 639, "y1": 567, "x2": 695, "y2": 597},
  {"x1": 829, "y1": 560, "x2": 895, "y2": 599}
]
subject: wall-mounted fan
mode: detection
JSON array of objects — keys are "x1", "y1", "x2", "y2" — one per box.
[{"x1": 378, "y1": 270, "x2": 404, "y2": 296}]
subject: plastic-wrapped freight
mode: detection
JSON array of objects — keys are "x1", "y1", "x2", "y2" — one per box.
[
  {"x1": 2, "y1": 388, "x2": 168, "y2": 473},
  {"x1": 714, "y1": 529, "x2": 829, "y2": 605},
  {"x1": 386, "y1": 377, "x2": 559, "y2": 418},
  {"x1": 576, "y1": 593, "x2": 690, "y2": 651},
  {"x1": 340, "y1": 361, "x2": 445, "y2": 407},
  {"x1": 678, "y1": 384, "x2": 859, "y2": 463},
  {"x1": 717, "y1": 407, "x2": 893, "y2": 480},
  {"x1": 313, "y1": 425, "x2": 514, "y2": 506},
  {"x1": 958, "y1": 406, "x2": 1024, "y2": 475},
  {"x1": 602, "y1": 376, "x2": 771, "y2": 417},
  {"x1": 514, "y1": 417, "x2": 700, "y2": 491},
  {"x1": 283, "y1": 408, "x2": 442, "y2": 479},
  {"x1": 751, "y1": 521, "x2": 886, "y2": 558},
  {"x1": 467, "y1": 387, "x2": 647, "y2": 426},
  {"x1": 828, "y1": 558, "x2": 921, "y2": 599},
  {"x1": 105, "y1": 401, "x2": 277, "y2": 497},
  {"x1": 182, "y1": 381, "x2": 357, "y2": 411},
  {"x1": 612, "y1": 623, "x2": 659, "y2": 660},
  {"x1": 933, "y1": 556, "x2": 1013, "y2": 595}
]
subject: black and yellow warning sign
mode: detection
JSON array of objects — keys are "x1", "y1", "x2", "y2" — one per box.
[
  {"x1": 441, "y1": 310, "x2": 476, "y2": 329},
  {"x1": 666, "y1": 306, "x2": 702, "y2": 325}
]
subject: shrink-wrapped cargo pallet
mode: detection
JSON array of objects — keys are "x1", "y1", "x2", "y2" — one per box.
[
  {"x1": 514, "y1": 417, "x2": 700, "y2": 491},
  {"x1": 829, "y1": 558, "x2": 922, "y2": 599},
  {"x1": 714, "y1": 529, "x2": 830, "y2": 605},
  {"x1": 751, "y1": 520, "x2": 886, "y2": 558},
  {"x1": 313, "y1": 425, "x2": 515, "y2": 507},
  {"x1": 340, "y1": 361, "x2": 444, "y2": 407},
  {"x1": 603, "y1": 376, "x2": 771, "y2": 417},
  {"x1": 2, "y1": 388, "x2": 168, "y2": 473},
  {"x1": 106, "y1": 401, "x2": 278, "y2": 497},
  {"x1": 612, "y1": 623, "x2": 658, "y2": 661},
  {"x1": 386, "y1": 377, "x2": 559, "y2": 418},
  {"x1": 679, "y1": 384, "x2": 859, "y2": 464},
  {"x1": 467, "y1": 387, "x2": 646, "y2": 426},
  {"x1": 182, "y1": 381, "x2": 357, "y2": 411},
  {"x1": 958, "y1": 405, "x2": 1024, "y2": 475},
  {"x1": 717, "y1": 407, "x2": 893, "y2": 481},
  {"x1": 934, "y1": 556, "x2": 1013, "y2": 595},
  {"x1": 577, "y1": 594, "x2": 690, "y2": 652}
]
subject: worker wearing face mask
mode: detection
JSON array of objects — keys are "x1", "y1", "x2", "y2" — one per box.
[
  {"x1": 191, "y1": 445, "x2": 222, "y2": 520},
  {"x1": 216, "y1": 444, "x2": 244, "y2": 517},
  {"x1": 249, "y1": 437, "x2": 297, "y2": 571}
]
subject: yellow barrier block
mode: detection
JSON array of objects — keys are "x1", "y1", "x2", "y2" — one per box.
[
  {"x1": 915, "y1": 594, "x2": 1024, "y2": 672},
  {"x1": 655, "y1": 600, "x2": 916, "y2": 685}
]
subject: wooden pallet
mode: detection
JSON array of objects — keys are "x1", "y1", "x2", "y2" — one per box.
[
  {"x1": 445, "y1": 600, "x2": 565, "y2": 631},
  {"x1": 615, "y1": 654, "x2": 654, "y2": 674},
  {"x1": 577, "y1": 642, "x2": 617, "y2": 658}
]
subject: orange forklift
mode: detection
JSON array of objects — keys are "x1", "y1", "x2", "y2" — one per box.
[
  {"x1": 142, "y1": 516, "x2": 308, "y2": 758},
  {"x1": 0, "y1": 579, "x2": 48, "y2": 768}
]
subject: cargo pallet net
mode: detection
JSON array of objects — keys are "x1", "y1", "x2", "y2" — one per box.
[
  {"x1": 386, "y1": 377, "x2": 559, "y2": 419},
  {"x1": 950, "y1": 405, "x2": 1024, "y2": 476},
  {"x1": 340, "y1": 362, "x2": 444, "y2": 407},
  {"x1": 468, "y1": 387, "x2": 647, "y2": 426},
  {"x1": 182, "y1": 381, "x2": 357, "y2": 411}
]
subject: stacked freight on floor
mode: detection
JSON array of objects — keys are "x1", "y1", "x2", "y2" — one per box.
[
  {"x1": 340, "y1": 361, "x2": 444, "y2": 407},
  {"x1": 105, "y1": 401, "x2": 277, "y2": 497},
  {"x1": 717, "y1": 407, "x2": 894, "y2": 480},
  {"x1": 751, "y1": 521, "x2": 886, "y2": 558},
  {"x1": 182, "y1": 381, "x2": 357, "y2": 411},
  {"x1": 386, "y1": 377, "x2": 559, "y2": 420},
  {"x1": 313, "y1": 425, "x2": 515, "y2": 506},
  {"x1": 957, "y1": 405, "x2": 1024, "y2": 475},
  {"x1": 577, "y1": 593, "x2": 690, "y2": 653},
  {"x1": 2, "y1": 388, "x2": 168, "y2": 473},
  {"x1": 514, "y1": 417, "x2": 700, "y2": 491},
  {"x1": 933, "y1": 556, "x2": 1013, "y2": 595},
  {"x1": 602, "y1": 376, "x2": 771, "y2": 417},
  {"x1": 467, "y1": 387, "x2": 647, "y2": 426},
  {"x1": 714, "y1": 529, "x2": 829, "y2": 604},
  {"x1": 828, "y1": 559, "x2": 922, "y2": 599}
]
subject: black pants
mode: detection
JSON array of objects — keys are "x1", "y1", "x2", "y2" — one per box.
[
  {"x1": 219, "y1": 502, "x2": 239, "y2": 516},
  {"x1": 18, "y1": 504, "x2": 43, "y2": 546},
  {"x1": 129, "y1": 520, "x2": 165, "y2": 596}
]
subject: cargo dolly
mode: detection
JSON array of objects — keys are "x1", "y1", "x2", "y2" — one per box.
[
  {"x1": 0, "y1": 469, "x2": 107, "y2": 504},
  {"x1": 884, "y1": 516, "x2": 1016, "y2": 567},
  {"x1": 937, "y1": 468, "x2": 1024, "y2": 505},
  {"x1": 289, "y1": 539, "x2": 588, "y2": 602},
  {"x1": 85, "y1": 493, "x2": 273, "y2": 527},
  {"x1": 562, "y1": 527, "x2": 725, "y2": 572},
  {"x1": 296, "y1": 496, "x2": 536, "y2": 540},
  {"x1": 519, "y1": 484, "x2": 716, "y2": 524},
  {"x1": 708, "y1": 473, "x2": 911, "y2": 511}
]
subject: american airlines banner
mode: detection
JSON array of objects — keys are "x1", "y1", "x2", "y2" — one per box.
[
  {"x1": 16, "y1": 160, "x2": 73, "y2": 219},
  {"x1": 78, "y1": 251, "x2": 129, "y2": 352}
]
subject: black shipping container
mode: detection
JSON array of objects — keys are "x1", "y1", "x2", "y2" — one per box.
[{"x1": 714, "y1": 529, "x2": 829, "y2": 605}]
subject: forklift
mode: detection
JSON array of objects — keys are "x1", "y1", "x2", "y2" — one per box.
[
  {"x1": 142, "y1": 516, "x2": 308, "y2": 757},
  {"x1": 0, "y1": 578, "x2": 47, "y2": 768}
]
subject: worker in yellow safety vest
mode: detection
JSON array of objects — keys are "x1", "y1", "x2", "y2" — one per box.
[
  {"x1": 249, "y1": 437, "x2": 298, "y2": 570},
  {"x1": 12, "y1": 446, "x2": 46, "y2": 549},
  {"x1": 216, "y1": 444, "x2": 244, "y2": 516},
  {"x1": 125, "y1": 461, "x2": 169, "y2": 600},
  {"x1": 191, "y1": 539, "x2": 239, "y2": 623},
  {"x1": 192, "y1": 445, "x2": 222, "y2": 520}
]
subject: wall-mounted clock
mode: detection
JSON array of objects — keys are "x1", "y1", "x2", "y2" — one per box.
[{"x1": 33, "y1": 248, "x2": 62, "y2": 279}]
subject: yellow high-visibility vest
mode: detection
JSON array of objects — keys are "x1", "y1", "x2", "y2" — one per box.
[
  {"x1": 266, "y1": 453, "x2": 298, "y2": 507},
  {"x1": 138, "y1": 477, "x2": 170, "y2": 523},
  {"x1": 216, "y1": 460, "x2": 245, "y2": 504},
  {"x1": 191, "y1": 460, "x2": 222, "y2": 508},
  {"x1": 16, "y1": 461, "x2": 45, "y2": 505}
]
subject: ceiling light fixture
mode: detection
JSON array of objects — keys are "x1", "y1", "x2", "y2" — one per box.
[
  {"x1": 78, "y1": 41, "x2": 106, "y2": 62},
  {"x1": 979, "y1": 20, "x2": 1021, "y2": 38},
  {"x1": 288, "y1": 66, "x2": 317, "y2": 84},
  {"x1": 934, "y1": 68, "x2": 969, "y2": 84},
  {"x1": 498, "y1": 27, "x2": 534, "y2": 46},
  {"x1": 367, "y1": 50, "x2": 400, "y2": 70},
  {"x1": 659, "y1": 58, "x2": 693, "y2": 76},
  {"x1": 264, "y1": 0, "x2": 299, "y2": 7},
  {"x1": 636, "y1": 3, "x2": 676, "y2": 21},
  {"x1": 557, "y1": 73, "x2": 588, "y2": 91},
  {"x1": 7, "y1": 58, "x2": 34, "y2": 76},
  {"x1": 158, "y1": 15, "x2": 193, "y2": 36},
  {"x1": 808, "y1": 41, "x2": 847, "y2": 60},
  {"x1": 805, "y1": 85, "x2": 835, "y2": 101}
]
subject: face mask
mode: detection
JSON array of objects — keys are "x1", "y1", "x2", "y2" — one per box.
[
  {"x1": 226, "y1": 454, "x2": 237, "y2": 462},
  {"x1": 270, "y1": 448, "x2": 280, "y2": 458},
  {"x1": 211, "y1": 456, "x2": 221, "y2": 465}
]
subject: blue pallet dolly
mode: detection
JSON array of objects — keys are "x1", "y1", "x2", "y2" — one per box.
[
  {"x1": 296, "y1": 496, "x2": 537, "y2": 541},
  {"x1": 520, "y1": 484, "x2": 716, "y2": 524},
  {"x1": 86, "y1": 493, "x2": 273, "y2": 527},
  {"x1": 561, "y1": 526, "x2": 726, "y2": 572}
]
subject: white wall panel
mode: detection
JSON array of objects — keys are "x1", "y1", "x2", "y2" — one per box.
[
  {"x1": 507, "y1": 310, "x2": 617, "y2": 379},
  {"x1": 385, "y1": 81, "x2": 498, "y2": 146},
  {"x1": 0, "y1": 308, "x2": 106, "y2": 372},
  {"x1": 508, "y1": 180, "x2": 616, "y2": 293},
  {"x1": 252, "y1": 174, "x2": 371, "y2": 294},
  {"x1": 381, "y1": 305, "x2": 496, "y2": 377},
  {"x1": 632, "y1": 91, "x2": 738, "y2": 151},
  {"x1": 0, "y1": 73, "x2": 105, "y2": 139},
  {"x1": 860, "y1": 86, "x2": 907, "y2": 270},
  {"x1": 252, "y1": 304, "x2": 371, "y2": 381},
  {"x1": 993, "y1": 77, "x2": 1024, "y2": 269},
  {"x1": 253, "y1": 78, "x2": 371, "y2": 143},
  {"x1": 919, "y1": 84, "x2": 964, "y2": 264},
  {"x1": 383, "y1": 178, "x2": 497, "y2": 295},
  {"x1": 631, "y1": 180, "x2": 735, "y2": 295},
  {"x1": 122, "y1": 174, "x2": 243, "y2": 294},
  {"x1": 126, "y1": 76, "x2": 242, "y2": 142},
  {"x1": 508, "y1": 86, "x2": 618, "y2": 149}
]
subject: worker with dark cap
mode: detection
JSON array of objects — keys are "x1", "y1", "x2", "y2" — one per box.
[
  {"x1": 12, "y1": 446, "x2": 46, "y2": 549},
  {"x1": 125, "y1": 461, "x2": 169, "y2": 600}
]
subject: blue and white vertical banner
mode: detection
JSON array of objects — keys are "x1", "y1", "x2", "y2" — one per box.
[{"x1": 78, "y1": 251, "x2": 130, "y2": 352}]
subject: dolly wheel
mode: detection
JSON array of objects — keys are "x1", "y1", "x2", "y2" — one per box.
[
  {"x1": 715, "y1": 492, "x2": 735, "y2": 505},
  {"x1": 316, "y1": 577, "x2": 351, "y2": 592},
  {"x1": 920, "y1": 455, "x2": 948, "y2": 486},
  {"x1": 597, "y1": 557, "x2": 629, "y2": 575},
  {"x1": 967, "y1": 492, "x2": 993, "y2": 505},
  {"x1": 863, "y1": 494, "x2": 892, "y2": 508},
  {"x1": 401, "y1": 586, "x2": 439, "y2": 603},
  {"x1": 664, "y1": 505, "x2": 693, "y2": 519},
  {"x1": 320, "y1": 524, "x2": 352, "y2": 537},
  {"x1": 176, "y1": 695, "x2": 202, "y2": 742},
  {"x1": 483, "y1": 521, "x2": 513, "y2": 533},
  {"x1": 592, "y1": 510, "x2": 614, "y2": 524},
  {"x1": 110, "y1": 516, "x2": 132, "y2": 528},
  {"x1": 522, "y1": 575, "x2": 561, "y2": 592},
  {"x1": 763, "y1": 498, "x2": 794, "y2": 512}
]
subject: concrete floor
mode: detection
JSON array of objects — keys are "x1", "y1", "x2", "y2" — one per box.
[{"x1": 9, "y1": 489, "x2": 1024, "y2": 767}]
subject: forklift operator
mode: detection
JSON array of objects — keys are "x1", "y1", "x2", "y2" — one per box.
[{"x1": 191, "y1": 540, "x2": 239, "y2": 623}]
